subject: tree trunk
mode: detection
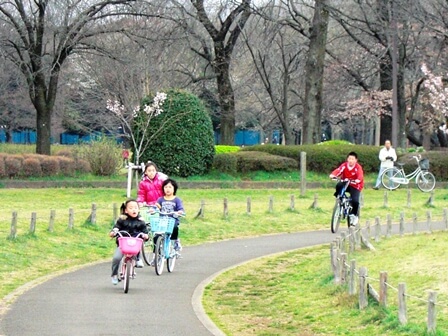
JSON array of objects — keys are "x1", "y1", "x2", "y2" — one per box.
[
  {"x1": 302, "y1": 0, "x2": 329, "y2": 144},
  {"x1": 216, "y1": 61, "x2": 235, "y2": 145}
]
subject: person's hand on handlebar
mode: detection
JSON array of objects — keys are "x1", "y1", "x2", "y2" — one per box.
[{"x1": 109, "y1": 227, "x2": 119, "y2": 237}]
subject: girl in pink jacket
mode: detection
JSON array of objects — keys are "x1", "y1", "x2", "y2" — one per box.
[{"x1": 137, "y1": 161, "x2": 168, "y2": 206}]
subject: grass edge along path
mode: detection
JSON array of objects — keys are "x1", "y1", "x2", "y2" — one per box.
[{"x1": 203, "y1": 231, "x2": 448, "y2": 336}]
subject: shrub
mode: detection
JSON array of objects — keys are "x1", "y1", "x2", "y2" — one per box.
[
  {"x1": 0, "y1": 154, "x2": 6, "y2": 178},
  {"x1": 215, "y1": 145, "x2": 240, "y2": 154},
  {"x1": 234, "y1": 151, "x2": 298, "y2": 173},
  {"x1": 75, "y1": 159, "x2": 91, "y2": 174},
  {"x1": 54, "y1": 148, "x2": 75, "y2": 158},
  {"x1": 75, "y1": 136, "x2": 122, "y2": 176},
  {"x1": 213, "y1": 153, "x2": 238, "y2": 174},
  {"x1": 139, "y1": 89, "x2": 215, "y2": 177},
  {"x1": 41, "y1": 157, "x2": 60, "y2": 176},
  {"x1": 22, "y1": 158, "x2": 42, "y2": 177},
  {"x1": 5, "y1": 156, "x2": 22, "y2": 178},
  {"x1": 58, "y1": 157, "x2": 76, "y2": 176}
]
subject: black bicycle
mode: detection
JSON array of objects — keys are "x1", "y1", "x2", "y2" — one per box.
[{"x1": 331, "y1": 178, "x2": 354, "y2": 233}]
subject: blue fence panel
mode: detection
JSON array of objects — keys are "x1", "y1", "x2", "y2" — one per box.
[
  {"x1": 234, "y1": 130, "x2": 261, "y2": 146},
  {"x1": 0, "y1": 129, "x2": 5, "y2": 143}
]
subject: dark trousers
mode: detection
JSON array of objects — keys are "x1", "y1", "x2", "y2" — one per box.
[{"x1": 335, "y1": 182, "x2": 361, "y2": 216}]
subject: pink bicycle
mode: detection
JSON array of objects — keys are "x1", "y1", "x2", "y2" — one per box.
[{"x1": 115, "y1": 230, "x2": 144, "y2": 293}]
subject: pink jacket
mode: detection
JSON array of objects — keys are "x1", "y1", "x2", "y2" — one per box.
[{"x1": 137, "y1": 173, "x2": 167, "y2": 205}]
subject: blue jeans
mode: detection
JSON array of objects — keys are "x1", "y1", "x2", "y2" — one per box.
[{"x1": 374, "y1": 167, "x2": 388, "y2": 188}]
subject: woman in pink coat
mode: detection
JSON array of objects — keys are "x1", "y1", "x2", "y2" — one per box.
[{"x1": 137, "y1": 161, "x2": 168, "y2": 206}]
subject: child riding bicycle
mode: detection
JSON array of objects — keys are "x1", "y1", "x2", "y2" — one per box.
[
  {"x1": 109, "y1": 199, "x2": 149, "y2": 285},
  {"x1": 329, "y1": 151, "x2": 364, "y2": 226}
]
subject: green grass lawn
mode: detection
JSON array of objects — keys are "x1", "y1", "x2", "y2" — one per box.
[{"x1": 1, "y1": 186, "x2": 448, "y2": 335}]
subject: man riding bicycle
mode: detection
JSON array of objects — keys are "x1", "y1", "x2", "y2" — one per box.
[{"x1": 329, "y1": 151, "x2": 364, "y2": 226}]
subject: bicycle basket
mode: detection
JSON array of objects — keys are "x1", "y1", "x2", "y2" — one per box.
[
  {"x1": 118, "y1": 237, "x2": 143, "y2": 255},
  {"x1": 150, "y1": 216, "x2": 175, "y2": 234},
  {"x1": 419, "y1": 159, "x2": 429, "y2": 170}
]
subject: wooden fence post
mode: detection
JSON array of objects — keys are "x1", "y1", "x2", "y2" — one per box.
[
  {"x1": 427, "y1": 291, "x2": 437, "y2": 333},
  {"x1": 268, "y1": 196, "x2": 274, "y2": 213},
  {"x1": 68, "y1": 208, "x2": 74, "y2": 230},
  {"x1": 386, "y1": 214, "x2": 392, "y2": 238},
  {"x1": 349, "y1": 227, "x2": 355, "y2": 253},
  {"x1": 340, "y1": 253, "x2": 347, "y2": 284},
  {"x1": 375, "y1": 217, "x2": 381, "y2": 242},
  {"x1": 383, "y1": 191, "x2": 388, "y2": 208},
  {"x1": 365, "y1": 220, "x2": 370, "y2": 239},
  {"x1": 29, "y1": 212, "x2": 37, "y2": 234},
  {"x1": 426, "y1": 211, "x2": 432, "y2": 234},
  {"x1": 310, "y1": 194, "x2": 318, "y2": 209},
  {"x1": 9, "y1": 211, "x2": 17, "y2": 239},
  {"x1": 290, "y1": 195, "x2": 295, "y2": 211},
  {"x1": 359, "y1": 267, "x2": 368, "y2": 309},
  {"x1": 223, "y1": 198, "x2": 228, "y2": 218},
  {"x1": 48, "y1": 209, "x2": 55, "y2": 232},
  {"x1": 444, "y1": 208, "x2": 448, "y2": 231},
  {"x1": 407, "y1": 190, "x2": 411, "y2": 208},
  {"x1": 340, "y1": 232, "x2": 346, "y2": 254},
  {"x1": 90, "y1": 203, "x2": 97, "y2": 225},
  {"x1": 246, "y1": 197, "x2": 251, "y2": 215},
  {"x1": 426, "y1": 191, "x2": 434, "y2": 207},
  {"x1": 349, "y1": 259, "x2": 356, "y2": 295},
  {"x1": 379, "y1": 271, "x2": 388, "y2": 307},
  {"x1": 300, "y1": 151, "x2": 306, "y2": 197},
  {"x1": 113, "y1": 203, "x2": 118, "y2": 223},
  {"x1": 399, "y1": 212, "x2": 404, "y2": 236},
  {"x1": 330, "y1": 241, "x2": 340, "y2": 284},
  {"x1": 398, "y1": 283, "x2": 407, "y2": 325}
]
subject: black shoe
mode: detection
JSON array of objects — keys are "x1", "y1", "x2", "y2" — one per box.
[{"x1": 373, "y1": 187, "x2": 379, "y2": 190}]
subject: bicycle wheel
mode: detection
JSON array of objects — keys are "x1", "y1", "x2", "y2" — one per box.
[
  {"x1": 167, "y1": 241, "x2": 176, "y2": 273},
  {"x1": 330, "y1": 199, "x2": 342, "y2": 233},
  {"x1": 142, "y1": 234, "x2": 154, "y2": 266},
  {"x1": 154, "y1": 235, "x2": 165, "y2": 276},
  {"x1": 123, "y1": 260, "x2": 131, "y2": 294},
  {"x1": 381, "y1": 167, "x2": 403, "y2": 190},
  {"x1": 416, "y1": 171, "x2": 436, "y2": 192}
]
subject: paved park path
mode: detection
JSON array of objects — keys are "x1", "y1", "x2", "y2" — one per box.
[{"x1": 1, "y1": 222, "x2": 446, "y2": 336}]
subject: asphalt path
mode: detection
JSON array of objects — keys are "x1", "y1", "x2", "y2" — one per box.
[{"x1": 1, "y1": 221, "x2": 446, "y2": 336}]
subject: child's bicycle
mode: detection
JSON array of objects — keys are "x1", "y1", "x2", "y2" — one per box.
[
  {"x1": 149, "y1": 211, "x2": 184, "y2": 276},
  {"x1": 331, "y1": 178, "x2": 354, "y2": 233},
  {"x1": 140, "y1": 206, "x2": 156, "y2": 266},
  {"x1": 381, "y1": 155, "x2": 436, "y2": 192},
  {"x1": 114, "y1": 230, "x2": 144, "y2": 293}
]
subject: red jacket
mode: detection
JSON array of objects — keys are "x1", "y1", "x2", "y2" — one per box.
[
  {"x1": 331, "y1": 162, "x2": 364, "y2": 191},
  {"x1": 137, "y1": 173, "x2": 167, "y2": 205}
]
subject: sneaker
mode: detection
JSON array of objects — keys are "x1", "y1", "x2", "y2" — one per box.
[
  {"x1": 373, "y1": 186, "x2": 379, "y2": 190},
  {"x1": 174, "y1": 239, "x2": 182, "y2": 251},
  {"x1": 111, "y1": 275, "x2": 118, "y2": 285},
  {"x1": 136, "y1": 259, "x2": 144, "y2": 268},
  {"x1": 349, "y1": 215, "x2": 359, "y2": 227}
]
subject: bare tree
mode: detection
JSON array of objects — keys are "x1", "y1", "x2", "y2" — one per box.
[{"x1": 0, "y1": 0, "x2": 146, "y2": 154}]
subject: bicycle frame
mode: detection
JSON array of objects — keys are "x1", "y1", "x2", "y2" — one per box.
[
  {"x1": 390, "y1": 166, "x2": 422, "y2": 185},
  {"x1": 337, "y1": 181, "x2": 352, "y2": 218}
]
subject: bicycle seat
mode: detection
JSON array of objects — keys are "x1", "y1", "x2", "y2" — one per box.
[{"x1": 396, "y1": 162, "x2": 405, "y2": 167}]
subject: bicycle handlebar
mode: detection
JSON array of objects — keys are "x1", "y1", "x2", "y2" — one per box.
[{"x1": 112, "y1": 230, "x2": 146, "y2": 239}]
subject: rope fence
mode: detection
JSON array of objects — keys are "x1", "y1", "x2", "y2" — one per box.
[{"x1": 330, "y1": 207, "x2": 448, "y2": 333}]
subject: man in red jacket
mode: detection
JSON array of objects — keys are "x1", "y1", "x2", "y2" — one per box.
[{"x1": 329, "y1": 151, "x2": 364, "y2": 226}]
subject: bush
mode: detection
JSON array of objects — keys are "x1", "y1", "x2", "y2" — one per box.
[
  {"x1": 22, "y1": 158, "x2": 42, "y2": 177},
  {"x1": 215, "y1": 145, "x2": 240, "y2": 154},
  {"x1": 213, "y1": 153, "x2": 238, "y2": 174},
  {"x1": 75, "y1": 136, "x2": 122, "y2": 176},
  {"x1": 5, "y1": 155, "x2": 23, "y2": 178},
  {"x1": 41, "y1": 157, "x2": 60, "y2": 175},
  {"x1": 234, "y1": 151, "x2": 298, "y2": 173},
  {"x1": 58, "y1": 157, "x2": 76, "y2": 176},
  {"x1": 0, "y1": 154, "x2": 6, "y2": 178},
  {"x1": 139, "y1": 89, "x2": 215, "y2": 177},
  {"x1": 75, "y1": 159, "x2": 91, "y2": 174}
]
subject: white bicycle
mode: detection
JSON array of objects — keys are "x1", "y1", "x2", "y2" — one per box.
[{"x1": 381, "y1": 155, "x2": 436, "y2": 192}]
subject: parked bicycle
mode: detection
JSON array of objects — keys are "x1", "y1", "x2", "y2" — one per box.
[
  {"x1": 149, "y1": 210, "x2": 184, "y2": 276},
  {"x1": 114, "y1": 230, "x2": 145, "y2": 293},
  {"x1": 331, "y1": 178, "x2": 355, "y2": 233},
  {"x1": 381, "y1": 155, "x2": 436, "y2": 192}
]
